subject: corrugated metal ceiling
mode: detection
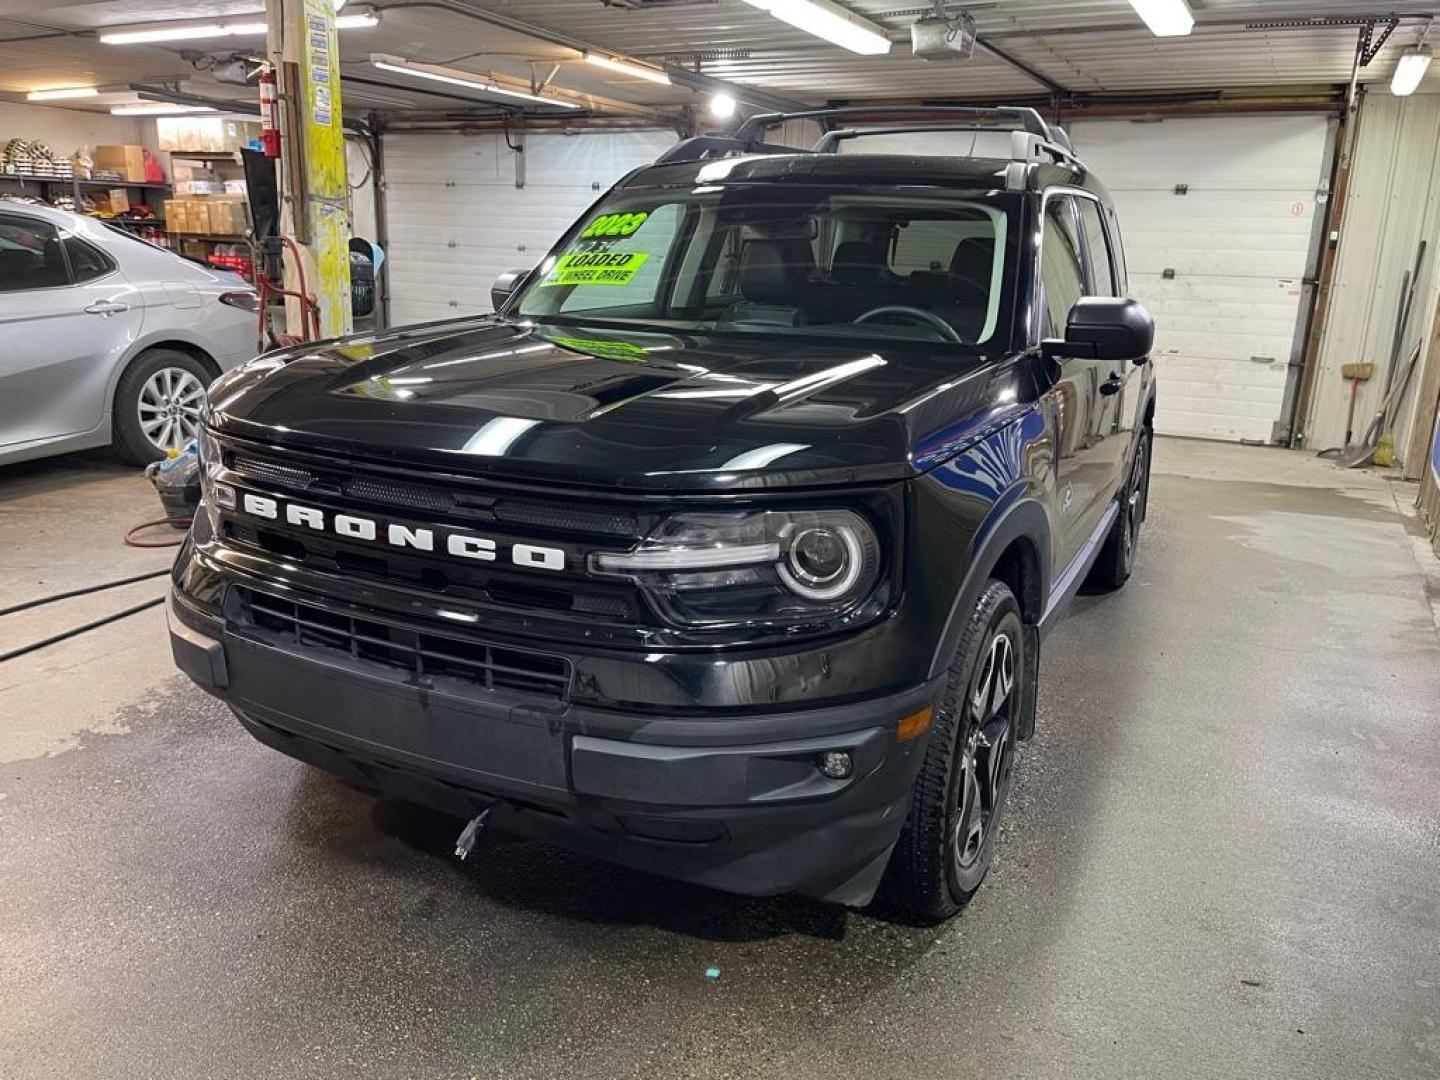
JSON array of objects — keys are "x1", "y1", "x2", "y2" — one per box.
[{"x1": 0, "y1": 0, "x2": 1433, "y2": 116}]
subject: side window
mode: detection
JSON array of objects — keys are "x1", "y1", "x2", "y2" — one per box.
[
  {"x1": 0, "y1": 216, "x2": 68, "y2": 292},
  {"x1": 62, "y1": 237, "x2": 114, "y2": 283},
  {"x1": 1076, "y1": 198, "x2": 1117, "y2": 297},
  {"x1": 1040, "y1": 196, "x2": 1085, "y2": 336}
]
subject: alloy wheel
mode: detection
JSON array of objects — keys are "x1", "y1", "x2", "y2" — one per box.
[
  {"x1": 137, "y1": 367, "x2": 206, "y2": 455},
  {"x1": 953, "y1": 629, "x2": 1016, "y2": 872},
  {"x1": 1122, "y1": 434, "x2": 1150, "y2": 566}
]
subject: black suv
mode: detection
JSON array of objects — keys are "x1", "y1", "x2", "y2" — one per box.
[{"x1": 170, "y1": 107, "x2": 1155, "y2": 921}]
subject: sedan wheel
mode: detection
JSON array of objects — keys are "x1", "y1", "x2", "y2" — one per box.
[
  {"x1": 111, "y1": 348, "x2": 215, "y2": 466},
  {"x1": 137, "y1": 367, "x2": 207, "y2": 455}
]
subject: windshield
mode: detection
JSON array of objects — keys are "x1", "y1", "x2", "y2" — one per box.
[{"x1": 516, "y1": 184, "x2": 1017, "y2": 347}]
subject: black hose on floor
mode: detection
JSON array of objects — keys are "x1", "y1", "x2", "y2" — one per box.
[
  {"x1": 0, "y1": 597, "x2": 165, "y2": 664},
  {"x1": 0, "y1": 568, "x2": 172, "y2": 618}
]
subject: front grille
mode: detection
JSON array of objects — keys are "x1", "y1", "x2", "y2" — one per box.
[
  {"x1": 341, "y1": 476, "x2": 453, "y2": 514},
  {"x1": 231, "y1": 455, "x2": 315, "y2": 491},
  {"x1": 232, "y1": 587, "x2": 571, "y2": 703},
  {"x1": 215, "y1": 437, "x2": 655, "y2": 635},
  {"x1": 225, "y1": 448, "x2": 643, "y2": 538}
]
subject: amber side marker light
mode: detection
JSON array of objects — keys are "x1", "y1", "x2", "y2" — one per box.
[{"x1": 896, "y1": 706, "x2": 934, "y2": 743}]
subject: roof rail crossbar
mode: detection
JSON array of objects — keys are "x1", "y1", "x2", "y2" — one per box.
[
  {"x1": 810, "y1": 124, "x2": 1084, "y2": 169},
  {"x1": 734, "y1": 105, "x2": 1054, "y2": 145},
  {"x1": 653, "y1": 135, "x2": 802, "y2": 165}
]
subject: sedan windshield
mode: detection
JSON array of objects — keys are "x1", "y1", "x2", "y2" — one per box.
[{"x1": 517, "y1": 184, "x2": 1016, "y2": 347}]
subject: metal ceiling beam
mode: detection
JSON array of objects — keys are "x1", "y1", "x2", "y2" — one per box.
[
  {"x1": 974, "y1": 37, "x2": 1067, "y2": 96},
  {"x1": 375, "y1": 0, "x2": 810, "y2": 111},
  {"x1": 130, "y1": 83, "x2": 372, "y2": 133}
]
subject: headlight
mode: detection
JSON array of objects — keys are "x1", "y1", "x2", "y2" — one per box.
[
  {"x1": 196, "y1": 423, "x2": 234, "y2": 531},
  {"x1": 592, "y1": 509, "x2": 886, "y2": 630}
]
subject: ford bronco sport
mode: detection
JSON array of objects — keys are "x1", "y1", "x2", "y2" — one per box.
[{"x1": 169, "y1": 107, "x2": 1156, "y2": 921}]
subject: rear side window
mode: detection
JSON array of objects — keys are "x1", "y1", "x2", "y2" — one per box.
[
  {"x1": 1076, "y1": 198, "x2": 1117, "y2": 297},
  {"x1": 1039, "y1": 196, "x2": 1085, "y2": 336},
  {"x1": 0, "y1": 216, "x2": 67, "y2": 292},
  {"x1": 63, "y1": 237, "x2": 114, "y2": 283}
]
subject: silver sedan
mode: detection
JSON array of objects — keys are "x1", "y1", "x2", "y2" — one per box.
[{"x1": 0, "y1": 202, "x2": 259, "y2": 466}]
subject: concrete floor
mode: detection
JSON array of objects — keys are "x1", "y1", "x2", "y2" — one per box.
[{"x1": 1, "y1": 439, "x2": 1437, "y2": 1080}]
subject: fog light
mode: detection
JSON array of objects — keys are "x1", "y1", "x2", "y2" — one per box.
[{"x1": 817, "y1": 750, "x2": 853, "y2": 780}]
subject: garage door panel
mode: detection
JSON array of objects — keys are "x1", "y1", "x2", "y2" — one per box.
[
  {"x1": 384, "y1": 130, "x2": 678, "y2": 328},
  {"x1": 521, "y1": 131, "x2": 677, "y2": 184},
  {"x1": 1072, "y1": 115, "x2": 1328, "y2": 443},
  {"x1": 381, "y1": 134, "x2": 503, "y2": 184},
  {"x1": 1076, "y1": 115, "x2": 1329, "y2": 191}
]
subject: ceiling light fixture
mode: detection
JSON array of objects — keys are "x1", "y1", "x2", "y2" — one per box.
[
  {"x1": 709, "y1": 92, "x2": 737, "y2": 119},
  {"x1": 101, "y1": 11, "x2": 377, "y2": 45},
  {"x1": 1391, "y1": 44, "x2": 1433, "y2": 96},
  {"x1": 1125, "y1": 0, "x2": 1194, "y2": 38},
  {"x1": 111, "y1": 103, "x2": 218, "y2": 115},
  {"x1": 370, "y1": 54, "x2": 582, "y2": 109},
  {"x1": 582, "y1": 52, "x2": 671, "y2": 85},
  {"x1": 742, "y1": 0, "x2": 890, "y2": 56},
  {"x1": 26, "y1": 87, "x2": 99, "y2": 101}
]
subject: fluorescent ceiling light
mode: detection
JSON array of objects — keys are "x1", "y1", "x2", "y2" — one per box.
[
  {"x1": 27, "y1": 87, "x2": 99, "y2": 101},
  {"x1": 111, "y1": 103, "x2": 217, "y2": 115},
  {"x1": 742, "y1": 0, "x2": 890, "y2": 56},
  {"x1": 1392, "y1": 45, "x2": 1433, "y2": 96},
  {"x1": 101, "y1": 11, "x2": 376, "y2": 44},
  {"x1": 583, "y1": 52, "x2": 671, "y2": 85},
  {"x1": 370, "y1": 54, "x2": 581, "y2": 109},
  {"x1": 1125, "y1": 0, "x2": 1194, "y2": 38}
]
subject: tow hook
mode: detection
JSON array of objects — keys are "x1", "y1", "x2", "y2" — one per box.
[{"x1": 453, "y1": 806, "x2": 494, "y2": 861}]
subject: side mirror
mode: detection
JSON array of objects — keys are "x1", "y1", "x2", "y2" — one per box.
[
  {"x1": 491, "y1": 267, "x2": 532, "y2": 312},
  {"x1": 1042, "y1": 297, "x2": 1154, "y2": 363}
]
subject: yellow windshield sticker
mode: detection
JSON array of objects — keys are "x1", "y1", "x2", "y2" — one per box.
[
  {"x1": 580, "y1": 212, "x2": 649, "y2": 239},
  {"x1": 541, "y1": 251, "x2": 649, "y2": 287}
]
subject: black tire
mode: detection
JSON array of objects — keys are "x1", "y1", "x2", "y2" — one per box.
[
  {"x1": 882, "y1": 580, "x2": 1025, "y2": 922},
  {"x1": 1087, "y1": 427, "x2": 1152, "y2": 592},
  {"x1": 111, "y1": 348, "x2": 214, "y2": 466}
]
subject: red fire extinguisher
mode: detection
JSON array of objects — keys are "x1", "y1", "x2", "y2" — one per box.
[{"x1": 259, "y1": 67, "x2": 280, "y2": 158}]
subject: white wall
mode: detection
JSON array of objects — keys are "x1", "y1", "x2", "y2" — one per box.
[
  {"x1": 1308, "y1": 92, "x2": 1440, "y2": 463},
  {"x1": 0, "y1": 101, "x2": 149, "y2": 160}
]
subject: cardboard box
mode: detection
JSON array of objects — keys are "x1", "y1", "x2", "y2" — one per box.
[
  {"x1": 97, "y1": 188, "x2": 130, "y2": 215},
  {"x1": 163, "y1": 199, "x2": 188, "y2": 233},
  {"x1": 213, "y1": 197, "x2": 249, "y2": 235},
  {"x1": 158, "y1": 117, "x2": 262, "y2": 153},
  {"x1": 191, "y1": 201, "x2": 213, "y2": 235},
  {"x1": 92, "y1": 145, "x2": 147, "y2": 183}
]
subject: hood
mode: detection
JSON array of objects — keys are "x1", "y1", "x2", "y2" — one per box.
[{"x1": 208, "y1": 317, "x2": 1020, "y2": 491}]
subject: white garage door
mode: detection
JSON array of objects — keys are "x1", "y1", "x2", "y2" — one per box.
[
  {"x1": 383, "y1": 129, "x2": 678, "y2": 326},
  {"x1": 1070, "y1": 116, "x2": 1331, "y2": 443}
]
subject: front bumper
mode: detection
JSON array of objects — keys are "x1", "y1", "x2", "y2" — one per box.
[{"x1": 169, "y1": 587, "x2": 940, "y2": 905}]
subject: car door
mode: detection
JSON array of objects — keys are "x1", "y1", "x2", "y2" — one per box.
[
  {"x1": 0, "y1": 212, "x2": 143, "y2": 453},
  {"x1": 1038, "y1": 193, "x2": 1118, "y2": 572},
  {"x1": 1075, "y1": 194, "x2": 1147, "y2": 457}
]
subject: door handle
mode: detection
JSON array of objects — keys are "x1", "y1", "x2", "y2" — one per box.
[
  {"x1": 1099, "y1": 373, "x2": 1125, "y2": 397},
  {"x1": 84, "y1": 299, "x2": 130, "y2": 316}
]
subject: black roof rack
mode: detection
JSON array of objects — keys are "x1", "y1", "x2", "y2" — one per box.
[
  {"x1": 653, "y1": 105, "x2": 1083, "y2": 171},
  {"x1": 733, "y1": 105, "x2": 1056, "y2": 144}
]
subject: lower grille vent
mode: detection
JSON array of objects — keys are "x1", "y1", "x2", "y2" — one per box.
[{"x1": 233, "y1": 587, "x2": 570, "y2": 702}]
